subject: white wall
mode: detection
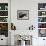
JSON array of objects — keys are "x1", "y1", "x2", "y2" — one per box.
[
  {"x1": 11, "y1": 0, "x2": 46, "y2": 46},
  {"x1": 11, "y1": 0, "x2": 38, "y2": 30}
]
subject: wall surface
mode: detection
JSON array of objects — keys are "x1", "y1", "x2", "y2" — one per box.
[
  {"x1": 11, "y1": 0, "x2": 38, "y2": 30},
  {"x1": 11, "y1": 0, "x2": 46, "y2": 46}
]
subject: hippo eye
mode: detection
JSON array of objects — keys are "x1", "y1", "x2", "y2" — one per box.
[{"x1": 1, "y1": 39, "x2": 3, "y2": 40}]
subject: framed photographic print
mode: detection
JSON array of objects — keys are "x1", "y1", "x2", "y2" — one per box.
[
  {"x1": 38, "y1": 29, "x2": 46, "y2": 37},
  {"x1": 17, "y1": 10, "x2": 29, "y2": 20}
]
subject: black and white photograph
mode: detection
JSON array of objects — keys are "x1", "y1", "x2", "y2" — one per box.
[
  {"x1": 38, "y1": 17, "x2": 46, "y2": 22},
  {"x1": 38, "y1": 29, "x2": 46, "y2": 37},
  {"x1": 38, "y1": 3, "x2": 46, "y2": 10},
  {"x1": 17, "y1": 10, "x2": 29, "y2": 20}
]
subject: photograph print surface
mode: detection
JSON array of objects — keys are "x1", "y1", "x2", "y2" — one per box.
[{"x1": 17, "y1": 10, "x2": 29, "y2": 20}]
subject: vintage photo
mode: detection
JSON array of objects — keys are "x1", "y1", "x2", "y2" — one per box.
[
  {"x1": 38, "y1": 29, "x2": 46, "y2": 37},
  {"x1": 17, "y1": 10, "x2": 29, "y2": 20}
]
